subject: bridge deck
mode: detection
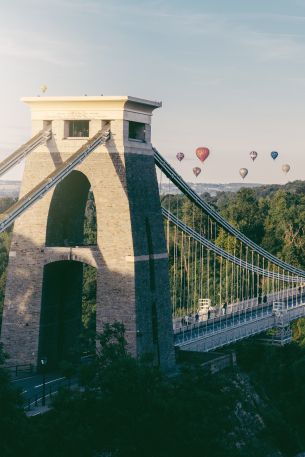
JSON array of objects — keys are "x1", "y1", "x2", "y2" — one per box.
[{"x1": 175, "y1": 294, "x2": 305, "y2": 352}]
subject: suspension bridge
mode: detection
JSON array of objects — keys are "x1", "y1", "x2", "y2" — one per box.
[{"x1": 0, "y1": 95, "x2": 304, "y2": 371}]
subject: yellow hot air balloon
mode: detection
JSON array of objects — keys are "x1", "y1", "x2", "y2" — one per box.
[
  {"x1": 40, "y1": 84, "x2": 48, "y2": 94},
  {"x1": 239, "y1": 168, "x2": 248, "y2": 180}
]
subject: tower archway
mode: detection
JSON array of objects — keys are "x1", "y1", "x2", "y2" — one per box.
[
  {"x1": 46, "y1": 170, "x2": 96, "y2": 247},
  {"x1": 38, "y1": 260, "x2": 96, "y2": 368}
]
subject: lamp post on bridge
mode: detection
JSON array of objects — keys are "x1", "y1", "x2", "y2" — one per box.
[{"x1": 40, "y1": 356, "x2": 47, "y2": 407}]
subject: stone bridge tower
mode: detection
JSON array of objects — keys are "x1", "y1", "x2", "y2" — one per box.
[{"x1": 0, "y1": 96, "x2": 174, "y2": 370}]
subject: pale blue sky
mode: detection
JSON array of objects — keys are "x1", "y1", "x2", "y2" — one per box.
[{"x1": 1, "y1": 0, "x2": 305, "y2": 183}]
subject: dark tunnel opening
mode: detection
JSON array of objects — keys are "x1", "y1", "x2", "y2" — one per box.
[{"x1": 38, "y1": 261, "x2": 96, "y2": 369}]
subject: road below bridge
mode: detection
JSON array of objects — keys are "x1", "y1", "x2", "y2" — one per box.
[{"x1": 11, "y1": 372, "x2": 69, "y2": 410}]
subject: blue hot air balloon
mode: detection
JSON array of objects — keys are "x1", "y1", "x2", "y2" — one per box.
[{"x1": 271, "y1": 151, "x2": 278, "y2": 160}]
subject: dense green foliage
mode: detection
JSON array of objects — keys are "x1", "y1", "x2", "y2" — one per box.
[
  {"x1": 238, "y1": 341, "x2": 305, "y2": 455},
  {"x1": 0, "y1": 325, "x2": 282, "y2": 457},
  {"x1": 0, "y1": 343, "x2": 31, "y2": 456},
  {"x1": 27, "y1": 338, "x2": 238, "y2": 456},
  {"x1": 83, "y1": 190, "x2": 97, "y2": 245},
  {"x1": 3, "y1": 324, "x2": 305, "y2": 456},
  {"x1": 165, "y1": 180, "x2": 305, "y2": 270},
  {"x1": 220, "y1": 185, "x2": 305, "y2": 268},
  {"x1": 81, "y1": 191, "x2": 97, "y2": 352}
]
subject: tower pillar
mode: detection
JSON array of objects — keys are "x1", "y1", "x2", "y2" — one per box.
[{"x1": 0, "y1": 96, "x2": 174, "y2": 370}]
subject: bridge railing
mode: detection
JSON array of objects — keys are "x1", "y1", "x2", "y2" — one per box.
[
  {"x1": 174, "y1": 292, "x2": 305, "y2": 340},
  {"x1": 176, "y1": 300, "x2": 305, "y2": 351},
  {"x1": 25, "y1": 377, "x2": 73, "y2": 412},
  {"x1": 224, "y1": 287, "x2": 303, "y2": 315},
  {"x1": 173, "y1": 286, "x2": 304, "y2": 331},
  {"x1": 6, "y1": 363, "x2": 34, "y2": 378},
  {"x1": 175, "y1": 303, "x2": 273, "y2": 339}
]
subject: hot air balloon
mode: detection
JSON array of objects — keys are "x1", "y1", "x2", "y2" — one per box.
[
  {"x1": 196, "y1": 147, "x2": 210, "y2": 163},
  {"x1": 250, "y1": 150, "x2": 258, "y2": 162},
  {"x1": 193, "y1": 167, "x2": 201, "y2": 178},
  {"x1": 239, "y1": 168, "x2": 248, "y2": 180},
  {"x1": 176, "y1": 152, "x2": 184, "y2": 162},
  {"x1": 282, "y1": 164, "x2": 290, "y2": 174},
  {"x1": 40, "y1": 84, "x2": 48, "y2": 94},
  {"x1": 271, "y1": 151, "x2": 278, "y2": 160}
]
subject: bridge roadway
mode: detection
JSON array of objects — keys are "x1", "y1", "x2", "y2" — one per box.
[
  {"x1": 10, "y1": 355, "x2": 93, "y2": 409},
  {"x1": 175, "y1": 293, "x2": 305, "y2": 352},
  {"x1": 10, "y1": 371, "x2": 68, "y2": 410}
]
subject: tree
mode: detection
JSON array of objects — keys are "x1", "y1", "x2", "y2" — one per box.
[
  {"x1": 31, "y1": 324, "x2": 240, "y2": 457},
  {"x1": 0, "y1": 343, "x2": 30, "y2": 457},
  {"x1": 263, "y1": 190, "x2": 305, "y2": 268},
  {"x1": 220, "y1": 188, "x2": 265, "y2": 244}
]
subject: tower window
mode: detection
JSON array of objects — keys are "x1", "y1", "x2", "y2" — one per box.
[
  {"x1": 68, "y1": 120, "x2": 89, "y2": 138},
  {"x1": 128, "y1": 121, "x2": 146, "y2": 142}
]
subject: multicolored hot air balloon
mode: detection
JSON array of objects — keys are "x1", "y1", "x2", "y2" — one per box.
[
  {"x1": 250, "y1": 150, "x2": 258, "y2": 162},
  {"x1": 271, "y1": 151, "x2": 278, "y2": 160},
  {"x1": 239, "y1": 168, "x2": 248, "y2": 180},
  {"x1": 176, "y1": 152, "x2": 184, "y2": 162},
  {"x1": 282, "y1": 164, "x2": 290, "y2": 174},
  {"x1": 196, "y1": 147, "x2": 210, "y2": 163},
  {"x1": 193, "y1": 167, "x2": 201, "y2": 178}
]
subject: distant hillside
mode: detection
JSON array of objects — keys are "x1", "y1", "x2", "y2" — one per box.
[
  {"x1": 160, "y1": 182, "x2": 264, "y2": 196},
  {"x1": 1, "y1": 179, "x2": 304, "y2": 199},
  {"x1": 160, "y1": 180, "x2": 305, "y2": 197}
]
